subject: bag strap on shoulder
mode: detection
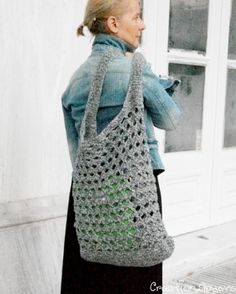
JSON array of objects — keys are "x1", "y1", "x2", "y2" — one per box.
[{"x1": 81, "y1": 47, "x2": 146, "y2": 141}]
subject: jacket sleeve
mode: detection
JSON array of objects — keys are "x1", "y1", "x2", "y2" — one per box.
[
  {"x1": 61, "y1": 89, "x2": 79, "y2": 169},
  {"x1": 142, "y1": 62, "x2": 183, "y2": 130}
]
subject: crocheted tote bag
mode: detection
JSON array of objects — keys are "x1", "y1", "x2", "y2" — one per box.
[{"x1": 72, "y1": 47, "x2": 175, "y2": 267}]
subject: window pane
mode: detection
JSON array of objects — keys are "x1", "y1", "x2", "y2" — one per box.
[
  {"x1": 224, "y1": 69, "x2": 236, "y2": 148},
  {"x1": 168, "y1": 0, "x2": 209, "y2": 53},
  {"x1": 165, "y1": 64, "x2": 205, "y2": 153},
  {"x1": 228, "y1": 0, "x2": 236, "y2": 59}
]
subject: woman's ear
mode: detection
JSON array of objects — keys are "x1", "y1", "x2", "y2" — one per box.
[{"x1": 106, "y1": 16, "x2": 120, "y2": 34}]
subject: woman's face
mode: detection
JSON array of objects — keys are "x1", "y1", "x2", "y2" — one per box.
[{"x1": 115, "y1": 0, "x2": 146, "y2": 48}]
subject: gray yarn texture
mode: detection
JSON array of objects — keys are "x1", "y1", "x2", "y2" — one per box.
[{"x1": 72, "y1": 47, "x2": 175, "y2": 267}]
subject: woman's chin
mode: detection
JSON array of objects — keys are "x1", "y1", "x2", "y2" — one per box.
[{"x1": 131, "y1": 40, "x2": 139, "y2": 49}]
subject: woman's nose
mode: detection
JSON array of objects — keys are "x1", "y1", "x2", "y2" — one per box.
[{"x1": 140, "y1": 20, "x2": 146, "y2": 31}]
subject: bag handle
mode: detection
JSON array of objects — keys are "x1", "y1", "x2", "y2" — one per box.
[{"x1": 81, "y1": 47, "x2": 146, "y2": 141}]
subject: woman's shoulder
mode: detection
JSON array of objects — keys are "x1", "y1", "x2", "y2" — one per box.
[
  {"x1": 69, "y1": 52, "x2": 133, "y2": 86},
  {"x1": 107, "y1": 54, "x2": 133, "y2": 74},
  {"x1": 61, "y1": 53, "x2": 132, "y2": 106}
]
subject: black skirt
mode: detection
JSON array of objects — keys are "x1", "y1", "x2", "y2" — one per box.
[{"x1": 60, "y1": 169, "x2": 163, "y2": 294}]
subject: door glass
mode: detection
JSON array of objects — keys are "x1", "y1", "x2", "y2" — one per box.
[
  {"x1": 168, "y1": 0, "x2": 209, "y2": 54},
  {"x1": 165, "y1": 64, "x2": 205, "y2": 153},
  {"x1": 224, "y1": 69, "x2": 236, "y2": 148},
  {"x1": 228, "y1": 0, "x2": 236, "y2": 59}
]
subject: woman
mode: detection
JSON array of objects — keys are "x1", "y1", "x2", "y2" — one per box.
[{"x1": 60, "y1": 0, "x2": 182, "y2": 293}]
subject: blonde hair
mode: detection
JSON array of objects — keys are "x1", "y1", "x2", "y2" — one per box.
[{"x1": 77, "y1": 0, "x2": 127, "y2": 37}]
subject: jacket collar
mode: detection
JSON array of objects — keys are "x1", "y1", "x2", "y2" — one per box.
[{"x1": 92, "y1": 33, "x2": 137, "y2": 55}]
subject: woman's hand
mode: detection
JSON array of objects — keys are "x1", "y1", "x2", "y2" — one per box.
[{"x1": 125, "y1": 52, "x2": 135, "y2": 57}]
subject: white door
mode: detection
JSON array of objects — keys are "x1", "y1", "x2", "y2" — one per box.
[
  {"x1": 211, "y1": 0, "x2": 236, "y2": 226},
  {"x1": 142, "y1": 0, "x2": 236, "y2": 235}
]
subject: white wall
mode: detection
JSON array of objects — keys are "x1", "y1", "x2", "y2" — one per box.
[
  {"x1": 0, "y1": 0, "x2": 92, "y2": 208},
  {"x1": 0, "y1": 1, "x2": 94, "y2": 292}
]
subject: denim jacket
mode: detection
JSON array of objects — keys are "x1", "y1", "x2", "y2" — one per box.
[{"x1": 61, "y1": 33, "x2": 182, "y2": 175}]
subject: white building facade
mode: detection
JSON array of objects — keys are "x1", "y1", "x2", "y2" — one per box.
[{"x1": 0, "y1": 1, "x2": 236, "y2": 292}]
